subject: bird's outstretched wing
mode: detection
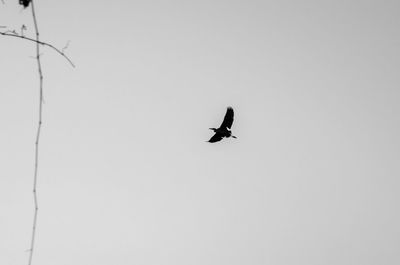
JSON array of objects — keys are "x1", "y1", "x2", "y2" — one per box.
[
  {"x1": 208, "y1": 133, "x2": 223, "y2": 143},
  {"x1": 220, "y1": 107, "x2": 234, "y2": 129}
]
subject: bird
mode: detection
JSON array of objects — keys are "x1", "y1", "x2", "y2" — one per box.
[
  {"x1": 19, "y1": 0, "x2": 31, "y2": 8},
  {"x1": 207, "y1": 107, "x2": 237, "y2": 143}
]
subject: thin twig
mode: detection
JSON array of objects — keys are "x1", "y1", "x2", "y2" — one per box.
[
  {"x1": 21, "y1": 24, "x2": 27, "y2": 37},
  {"x1": 62, "y1": 40, "x2": 70, "y2": 54},
  {"x1": 0, "y1": 31, "x2": 75, "y2": 67},
  {"x1": 28, "y1": 1, "x2": 42, "y2": 265}
]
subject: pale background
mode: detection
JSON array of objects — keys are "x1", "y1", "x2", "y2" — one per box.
[{"x1": 1, "y1": 1, "x2": 399, "y2": 265}]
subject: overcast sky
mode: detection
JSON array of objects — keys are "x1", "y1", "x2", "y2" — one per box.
[{"x1": 1, "y1": 1, "x2": 400, "y2": 265}]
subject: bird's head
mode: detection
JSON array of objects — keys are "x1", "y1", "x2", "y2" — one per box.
[{"x1": 209, "y1": 128, "x2": 217, "y2": 132}]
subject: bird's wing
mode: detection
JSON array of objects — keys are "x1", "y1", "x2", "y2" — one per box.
[
  {"x1": 220, "y1": 107, "x2": 234, "y2": 129},
  {"x1": 208, "y1": 133, "x2": 223, "y2": 143}
]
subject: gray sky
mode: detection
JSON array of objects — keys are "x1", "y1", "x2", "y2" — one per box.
[{"x1": 1, "y1": 1, "x2": 400, "y2": 264}]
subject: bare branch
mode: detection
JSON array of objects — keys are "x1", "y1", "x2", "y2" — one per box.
[
  {"x1": 28, "y1": 1, "x2": 42, "y2": 265},
  {"x1": 2, "y1": 2, "x2": 74, "y2": 265},
  {"x1": 0, "y1": 31, "x2": 75, "y2": 67}
]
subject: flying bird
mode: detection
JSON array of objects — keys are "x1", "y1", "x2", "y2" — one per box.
[{"x1": 208, "y1": 107, "x2": 237, "y2": 143}]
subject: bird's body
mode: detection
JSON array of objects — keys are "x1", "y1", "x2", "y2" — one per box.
[
  {"x1": 208, "y1": 107, "x2": 237, "y2": 143},
  {"x1": 19, "y1": 0, "x2": 31, "y2": 8}
]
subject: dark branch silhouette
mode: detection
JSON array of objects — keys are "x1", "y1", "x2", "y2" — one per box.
[
  {"x1": 0, "y1": 31, "x2": 75, "y2": 67},
  {"x1": 3, "y1": 2, "x2": 74, "y2": 265},
  {"x1": 28, "y1": 1, "x2": 41, "y2": 265}
]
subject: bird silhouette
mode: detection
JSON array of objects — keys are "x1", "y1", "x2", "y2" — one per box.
[
  {"x1": 208, "y1": 107, "x2": 237, "y2": 143},
  {"x1": 19, "y1": 0, "x2": 31, "y2": 8}
]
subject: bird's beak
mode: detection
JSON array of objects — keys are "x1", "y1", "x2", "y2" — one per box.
[{"x1": 231, "y1": 136, "x2": 237, "y2": 138}]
